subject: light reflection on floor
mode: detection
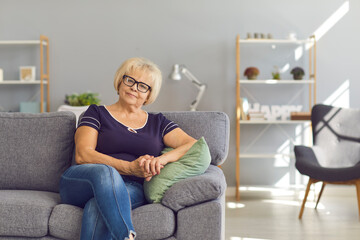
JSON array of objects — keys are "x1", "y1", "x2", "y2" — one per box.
[{"x1": 225, "y1": 186, "x2": 360, "y2": 240}]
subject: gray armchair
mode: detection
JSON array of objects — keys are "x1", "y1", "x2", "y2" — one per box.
[{"x1": 294, "y1": 104, "x2": 360, "y2": 219}]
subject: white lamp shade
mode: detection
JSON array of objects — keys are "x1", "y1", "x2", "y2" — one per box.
[{"x1": 169, "y1": 64, "x2": 182, "y2": 81}]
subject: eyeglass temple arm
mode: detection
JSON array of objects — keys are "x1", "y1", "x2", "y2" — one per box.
[{"x1": 180, "y1": 67, "x2": 207, "y2": 111}]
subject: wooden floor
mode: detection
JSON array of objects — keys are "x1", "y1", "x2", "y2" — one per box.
[{"x1": 225, "y1": 187, "x2": 360, "y2": 240}]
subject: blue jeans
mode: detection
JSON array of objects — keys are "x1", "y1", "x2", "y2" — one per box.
[{"x1": 59, "y1": 164, "x2": 147, "y2": 240}]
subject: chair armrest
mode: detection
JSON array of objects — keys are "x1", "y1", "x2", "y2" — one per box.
[
  {"x1": 295, "y1": 145, "x2": 360, "y2": 181},
  {"x1": 294, "y1": 146, "x2": 321, "y2": 167},
  {"x1": 294, "y1": 145, "x2": 322, "y2": 175},
  {"x1": 161, "y1": 165, "x2": 226, "y2": 212}
]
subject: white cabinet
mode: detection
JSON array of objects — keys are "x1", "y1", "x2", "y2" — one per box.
[
  {"x1": 0, "y1": 35, "x2": 50, "y2": 112},
  {"x1": 235, "y1": 35, "x2": 317, "y2": 200}
]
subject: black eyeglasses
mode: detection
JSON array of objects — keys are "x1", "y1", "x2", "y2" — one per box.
[{"x1": 122, "y1": 75, "x2": 151, "y2": 93}]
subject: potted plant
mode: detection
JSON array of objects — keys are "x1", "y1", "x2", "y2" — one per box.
[
  {"x1": 58, "y1": 92, "x2": 101, "y2": 123},
  {"x1": 65, "y1": 92, "x2": 100, "y2": 106},
  {"x1": 272, "y1": 66, "x2": 281, "y2": 80},
  {"x1": 244, "y1": 67, "x2": 260, "y2": 80},
  {"x1": 290, "y1": 67, "x2": 305, "y2": 80}
]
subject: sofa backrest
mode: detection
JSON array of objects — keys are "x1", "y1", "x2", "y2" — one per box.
[
  {"x1": 0, "y1": 111, "x2": 76, "y2": 192},
  {"x1": 161, "y1": 111, "x2": 230, "y2": 166},
  {"x1": 78, "y1": 111, "x2": 230, "y2": 166}
]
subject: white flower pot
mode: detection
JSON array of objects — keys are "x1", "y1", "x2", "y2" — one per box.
[{"x1": 57, "y1": 105, "x2": 90, "y2": 125}]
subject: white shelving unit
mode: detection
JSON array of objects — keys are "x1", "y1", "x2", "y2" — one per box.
[
  {"x1": 240, "y1": 120, "x2": 309, "y2": 124},
  {"x1": 239, "y1": 79, "x2": 314, "y2": 84},
  {"x1": 235, "y1": 35, "x2": 317, "y2": 200},
  {"x1": 238, "y1": 39, "x2": 312, "y2": 44},
  {"x1": 0, "y1": 40, "x2": 47, "y2": 45},
  {"x1": 0, "y1": 35, "x2": 49, "y2": 112},
  {"x1": 0, "y1": 80, "x2": 48, "y2": 85}
]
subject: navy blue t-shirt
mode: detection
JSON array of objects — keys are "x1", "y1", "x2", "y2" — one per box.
[
  {"x1": 77, "y1": 105, "x2": 179, "y2": 181},
  {"x1": 78, "y1": 104, "x2": 179, "y2": 161}
]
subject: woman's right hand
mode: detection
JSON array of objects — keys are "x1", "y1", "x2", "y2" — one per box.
[{"x1": 129, "y1": 155, "x2": 155, "y2": 180}]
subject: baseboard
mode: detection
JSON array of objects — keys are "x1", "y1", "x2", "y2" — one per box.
[{"x1": 226, "y1": 185, "x2": 357, "y2": 199}]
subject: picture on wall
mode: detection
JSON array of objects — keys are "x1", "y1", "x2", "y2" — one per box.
[{"x1": 20, "y1": 66, "x2": 36, "y2": 81}]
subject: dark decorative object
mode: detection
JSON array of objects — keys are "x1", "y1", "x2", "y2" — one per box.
[
  {"x1": 244, "y1": 67, "x2": 260, "y2": 80},
  {"x1": 291, "y1": 67, "x2": 305, "y2": 80}
]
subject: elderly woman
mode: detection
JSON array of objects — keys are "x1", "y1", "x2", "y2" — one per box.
[{"x1": 59, "y1": 57, "x2": 196, "y2": 240}]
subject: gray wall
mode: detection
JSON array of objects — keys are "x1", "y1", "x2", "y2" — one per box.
[{"x1": 1, "y1": 0, "x2": 359, "y2": 188}]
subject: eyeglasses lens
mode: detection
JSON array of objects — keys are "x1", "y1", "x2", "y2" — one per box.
[{"x1": 123, "y1": 76, "x2": 150, "y2": 93}]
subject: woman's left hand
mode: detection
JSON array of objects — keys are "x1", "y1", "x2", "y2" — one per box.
[{"x1": 141, "y1": 156, "x2": 167, "y2": 177}]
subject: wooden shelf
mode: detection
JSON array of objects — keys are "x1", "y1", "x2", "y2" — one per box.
[
  {"x1": 240, "y1": 120, "x2": 310, "y2": 124},
  {"x1": 235, "y1": 34, "x2": 317, "y2": 201},
  {"x1": 0, "y1": 40, "x2": 48, "y2": 45},
  {"x1": 240, "y1": 80, "x2": 314, "y2": 84},
  {"x1": 0, "y1": 35, "x2": 49, "y2": 112},
  {"x1": 0, "y1": 80, "x2": 48, "y2": 85},
  {"x1": 238, "y1": 39, "x2": 313, "y2": 44}
]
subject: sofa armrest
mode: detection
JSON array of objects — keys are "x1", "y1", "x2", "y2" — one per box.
[{"x1": 161, "y1": 165, "x2": 226, "y2": 212}]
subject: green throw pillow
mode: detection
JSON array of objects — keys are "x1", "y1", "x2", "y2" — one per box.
[{"x1": 143, "y1": 137, "x2": 211, "y2": 203}]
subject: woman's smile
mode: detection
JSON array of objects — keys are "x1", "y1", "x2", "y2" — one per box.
[{"x1": 126, "y1": 92, "x2": 137, "y2": 98}]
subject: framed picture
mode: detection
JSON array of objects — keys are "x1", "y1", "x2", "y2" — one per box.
[{"x1": 20, "y1": 66, "x2": 36, "y2": 81}]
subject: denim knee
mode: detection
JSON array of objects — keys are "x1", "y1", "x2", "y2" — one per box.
[
  {"x1": 89, "y1": 164, "x2": 124, "y2": 190},
  {"x1": 60, "y1": 164, "x2": 124, "y2": 207}
]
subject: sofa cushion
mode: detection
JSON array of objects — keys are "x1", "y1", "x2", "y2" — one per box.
[
  {"x1": 0, "y1": 237, "x2": 59, "y2": 240},
  {"x1": 161, "y1": 165, "x2": 226, "y2": 212},
  {"x1": 176, "y1": 200, "x2": 222, "y2": 240},
  {"x1": 143, "y1": 137, "x2": 211, "y2": 203},
  {"x1": 132, "y1": 203, "x2": 175, "y2": 240},
  {"x1": 0, "y1": 112, "x2": 76, "y2": 192},
  {"x1": 48, "y1": 203, "x2": 176, "y2": 240},
  {"x1": 49, "y1": 204, "x2": 83, "y2": 240},
  {"x1": 0, "y1": 190, "x2": 60, "y2": 237}
]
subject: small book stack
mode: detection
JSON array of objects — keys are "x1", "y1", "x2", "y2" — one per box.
[
  {"x1": 290, "y1": 112, "x2": 311, "y2": 120},
  {"x1": 248, "y1": 112, "x2": 265, "y2": 120}
]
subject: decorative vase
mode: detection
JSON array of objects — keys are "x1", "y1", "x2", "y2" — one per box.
[
  {"x1": 293, "y1": 74, "x2": 304, "y2": 80},
  {"x1": 247, "y1": 75, "x2": 257, "y2": 80},
  {"x1": 244, "y1": 67, "x2": 260, "y2": 80}
]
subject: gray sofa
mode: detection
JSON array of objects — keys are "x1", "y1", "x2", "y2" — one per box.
[{"x1": 0, "y1": 110, "x2": 229, "y2": 240}]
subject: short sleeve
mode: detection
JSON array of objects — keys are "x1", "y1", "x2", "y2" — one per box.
[
  {"x1": 160, "y1": 113, "x2": 179, "y2": 138},
  {"x1": 77, "y1": 104, "x2": 101, "y2": 131}
]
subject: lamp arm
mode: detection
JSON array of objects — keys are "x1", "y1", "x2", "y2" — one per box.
[
  {"x1": 181, "y1": 67, "x2": 205, "y2": 88},
  {"x1": 190, "y1": 84, "x2": 206, "y2": 111},
  {"x1": 177, "y1": 65, "x2": 207, "y2": 111}
]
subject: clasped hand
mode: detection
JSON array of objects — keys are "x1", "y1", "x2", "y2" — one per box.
[{"x1": 130, "y1": 155, "x2": 167, "y2": 181}]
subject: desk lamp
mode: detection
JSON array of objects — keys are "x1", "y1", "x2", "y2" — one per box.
[{"x1": 169, "y1": 64, "x2": 206, "y2": 111}]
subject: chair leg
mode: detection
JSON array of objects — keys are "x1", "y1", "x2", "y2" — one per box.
[
  {"x1": 355, "y1": 180, "x2": 360, "y2": 221},
  {"x1": 315, "y1": 182, "x2": 326, "y2": 209},
  {"x1": 299, "y1": 178, "x2": 314, "y2": 219}
]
